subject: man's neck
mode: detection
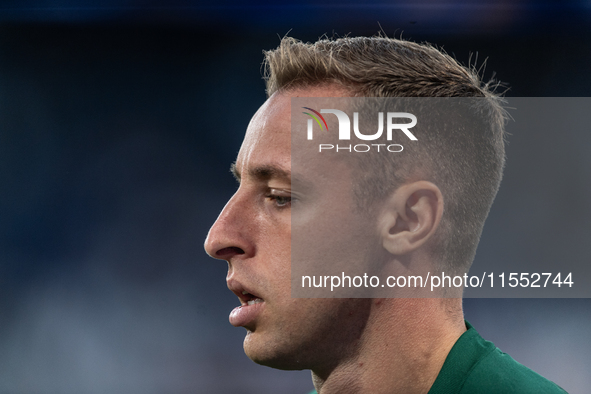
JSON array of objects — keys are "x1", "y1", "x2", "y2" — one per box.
[{"x1": 311, "y1": 298, "x2": 466, "y2": 394}]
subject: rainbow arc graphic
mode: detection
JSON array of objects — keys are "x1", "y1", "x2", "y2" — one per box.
[{"x1": 302, "y1": 107, "x2": 329, "y2": 131}]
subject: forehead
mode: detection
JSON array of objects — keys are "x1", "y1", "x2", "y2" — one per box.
[
  {"x1": 235, "y1": 85, "x2": 352, "y2": 174},
  {"x1": 234, "y1": 94, "x2": 290, "y2": 176}
]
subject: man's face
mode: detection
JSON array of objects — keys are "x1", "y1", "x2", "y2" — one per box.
[{"x1": 204, "y1": 86, "x2": 375, "y2": 370}]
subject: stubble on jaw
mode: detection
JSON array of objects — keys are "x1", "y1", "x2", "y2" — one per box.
[{"x1": 243, "y1": 297, "x2": 373, "y2": 373}]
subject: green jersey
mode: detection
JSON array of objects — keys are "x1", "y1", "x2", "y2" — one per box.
[{"x1": 307, "y1": 321, "x2": 567, "y2": 394}]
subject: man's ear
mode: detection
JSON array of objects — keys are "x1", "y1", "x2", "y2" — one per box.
[{"x1": 378, "y1": 181, "x2": 444, "y2": 256}]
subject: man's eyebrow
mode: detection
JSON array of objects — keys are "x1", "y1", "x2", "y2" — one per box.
[
  {"x1": 249, "y1": 164, "x2": 291, "y2": 181},
  {"x1": 230, "y1": 162, "x2": 240, "y2": 181},
  {"x1": 229, "y1": 162, "x2": 291, "y2": 182}
]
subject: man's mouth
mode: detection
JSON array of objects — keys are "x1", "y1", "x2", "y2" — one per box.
[{"x1": 228, "y1": 283, "x2": 266, "y2": 327}]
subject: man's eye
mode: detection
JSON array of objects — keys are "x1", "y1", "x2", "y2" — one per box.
[{"x1": 266, "y1": 194, "x2": 292, "y2": 208}]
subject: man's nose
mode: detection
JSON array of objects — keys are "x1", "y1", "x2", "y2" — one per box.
[{"x1": 204, "y1": 192, "x2": 252, "y2": 261}]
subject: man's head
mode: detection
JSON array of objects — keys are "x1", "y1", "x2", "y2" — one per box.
[{"x1": 204, "y1": 35, "x2": 506, "y2": 370}]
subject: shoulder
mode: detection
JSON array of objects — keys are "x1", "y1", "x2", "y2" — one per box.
[{"x1": 429, "y1": 321, "x2": 567, "y2": 394}]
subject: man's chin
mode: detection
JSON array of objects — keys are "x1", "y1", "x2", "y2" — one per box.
[{"x1": 243, "y1": 332, "x2": 308, "y2": 371}]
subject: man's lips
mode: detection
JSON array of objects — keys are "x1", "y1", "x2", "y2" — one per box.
[
  {"x1": 227, "y1": 280, "x2": 265, "y2": 327},
  {"x1": 229, "y1": 301, "x2": 264, "y2": 327}
]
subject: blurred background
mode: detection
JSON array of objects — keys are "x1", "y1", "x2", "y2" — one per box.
[{"x1": 0, "y1": 1, "x2": 590, "y2": 393}]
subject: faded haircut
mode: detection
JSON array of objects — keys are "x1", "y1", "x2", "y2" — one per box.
[{"x1": 263, "y1": 36, "x2": 507, "y2": 275}]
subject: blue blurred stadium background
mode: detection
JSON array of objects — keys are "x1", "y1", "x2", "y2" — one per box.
[{"x1": 0, "y1": 1, "x2": 590, "y2": 393}]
